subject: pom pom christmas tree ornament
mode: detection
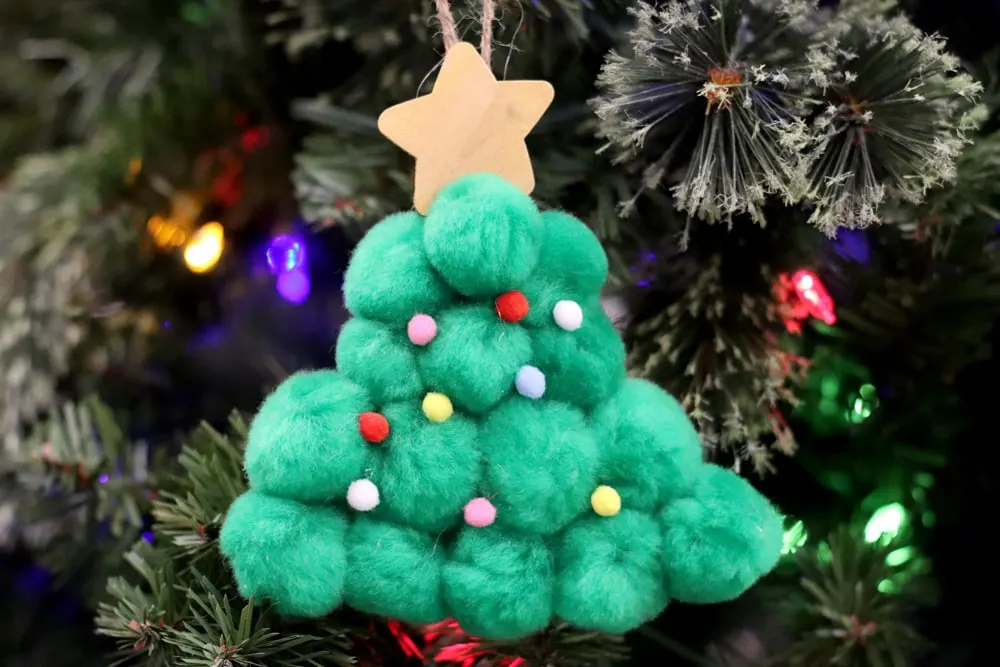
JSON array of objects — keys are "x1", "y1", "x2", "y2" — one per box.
[{"x1": 220, "y1": 39, "x2": 783, "y2": 638}]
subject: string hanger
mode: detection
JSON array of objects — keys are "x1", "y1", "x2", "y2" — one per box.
[{"x1": 434, "y1": 0, "x2": 495, "y2": 69}]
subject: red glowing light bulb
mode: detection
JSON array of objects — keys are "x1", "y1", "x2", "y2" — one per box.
[{"x1": 791, "y1": 269, "x2": 836, "y2": 325}]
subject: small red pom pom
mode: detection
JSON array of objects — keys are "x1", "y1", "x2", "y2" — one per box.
[
  {"x1": 359, "y1": 412, "x2": 390, "y2": 444},
  {"x1": 495, "y1": 290, "x2": 529, "y2": 323}
]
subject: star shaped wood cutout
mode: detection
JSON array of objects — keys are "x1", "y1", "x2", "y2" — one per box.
[{"x1": 377, "y1": 42, "x2": 555, "y2": 214}]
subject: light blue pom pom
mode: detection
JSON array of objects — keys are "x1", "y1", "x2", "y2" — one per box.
[{"x1": 515, "y1": 365, "x2": 546, "y2": 399}]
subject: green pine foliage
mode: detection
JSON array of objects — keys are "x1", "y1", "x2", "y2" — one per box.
[
  {"x1": 777, "y1": 528, "x2": 931, "y2": 667},
  {"x1": 95, "y1": 410, "x2": 364, "y2": 667}
]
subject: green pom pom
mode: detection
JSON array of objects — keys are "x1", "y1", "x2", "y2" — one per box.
[
  {"x1": 521, "y1": 211, "x2": 607, "y2": 327},
  {"x1": 424, "y1": 174, "x2": 543, "y2": 296},
  {"x1": 442, "y1": 527, "x2": 553, "y2": 639},
  {"x1": 659, "y1": 466, "x2": 783, "y2": 603},
  {"x1": 530, "y1": 304, "x2": 625, "y2": 409},
  {"x1": 366, "y1": 401, "x2": 479, "y2": 531},
  {"x1": 418, "y1": 305, "x2": 532, "y2": 414},
  {"x1": 344, "y1": 517, "x2": 447, "y2": 625},
  {"x1": 344, "y1": 212, "x2": 456, "y2": 323},
  {"x1": 536, "y1": 211, "x2": 607, "y2": 294},
  {"x1": 480, "y1": 397, "x2": 597, "y2": 534},
  {"x1": 553, "y1": 511, "x2": 668, "y2": 633},
  {"x1": 591, "y1": 379, "x2": 703, "y2": 511},
  {"x1": 336, "y1": 318, "x2": 424, "y2": 404},
  {"x1": 220, "y1": 492, "x2": 348, "y2": 617},
  {"x1": 245, "y1": 370, "x2": 369, "y2": 502}
]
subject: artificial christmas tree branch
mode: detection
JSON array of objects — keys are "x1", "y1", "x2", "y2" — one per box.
[{"x1": 774, "y1": 527, "x2": 931, "y2": 667}]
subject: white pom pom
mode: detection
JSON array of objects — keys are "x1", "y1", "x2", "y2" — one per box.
[
  {"x1": 347, "y1": 479, "x2": 380, "y2": 512},
  {"x1": 553, "y1": 300, "x2": 583, "y2": 331}
]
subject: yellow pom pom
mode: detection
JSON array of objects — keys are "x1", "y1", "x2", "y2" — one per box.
[
  {"x1": 422, "y1": 392, "x2": 453, "y2": 422},
  {"x1": 591, "y1": 485, "x2": 621, "y2": 517}
]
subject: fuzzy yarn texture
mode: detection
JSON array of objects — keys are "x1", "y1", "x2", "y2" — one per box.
[{"x1": 220, "y1": 173, "x2": 784, "y2": 638}]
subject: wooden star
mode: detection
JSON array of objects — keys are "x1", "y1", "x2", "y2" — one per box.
[{"x1": 377, "y1": 42, "x2": 555, "y2": 215}]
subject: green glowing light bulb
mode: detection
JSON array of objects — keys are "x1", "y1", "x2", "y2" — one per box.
[
  {"x1": 847, "y1": 383, "x2": 879, "y2": 424},
  {"x1": 865, "y1": 502, "x2": 907, "y2": 543},
  {"x1": 781, "y1": 519, "x2": 808, "y2": 555}
]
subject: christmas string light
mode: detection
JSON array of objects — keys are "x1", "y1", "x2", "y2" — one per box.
[
  {"x1": 146, "y1": 215, "x2": 190, "y2": 249},
  {"x1": 266, "y1": 235, "x2": 305, "y2": 273},
  {"x1": 847, "y1": 383, "x2": 879, "y2": 423},
  {"x1": 791, "y1": 269, "x2": 836, "y2": 325},
  {"x1": 266, "y1": 233, "x2": 311, "y2": 303},
  {"x1": 183, "y1": 222, "x2": 225, "y2": 273},
  {"x1": 781, "y1": 518, "x2": 809, "y2": 555},
  {"x1": 864, "y1": 503, "x2": 907, "y2": 544},
  {"x1": 421, "y1": 620, "x2": 525, "y2": 667},
  {"x1": 147, "y1": 191, "x2": 204, "y2": 250},
  {"x1": 774, "y1": 270, "x2": 837, "y2": 333}
]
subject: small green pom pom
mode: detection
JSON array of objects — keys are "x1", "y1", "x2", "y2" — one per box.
[
  {"x1": 553, "y1": 511, "x2": 668, "y2": 633},
  {"x1": 659, "y1": 466, "x2": 783, "y2": 603},
  {"x1": 344, "y1": 517, "x2": 447, "y2": 625},
  {"x1": 344, "y1": 212, "x2": 456, "y2": 323},
  {"x1": 442, "y1": 527, "x2": 553, "y2": 639},
  {"x1": 536, "y1": 211, "x2": 607, "y2": 294},
  {"x1": 424, "y1": 174, "x2": 543, "y2": 296},
  {"x1": 366, "y1": 401, "x2": 479, "y2": 532},
  {"x1": 245, "y1": 370, "x2": 369, "y2": 502},
  {"x1": 521, "y1": 212, "x2": 606, "y2": 328},
  {"x1": 220, "y1": 492, "x2": 348, "y2": 618},
  {"x1": 521, "y1": 211, "x2": 607, "y2": 327},
  {"x1": 480, "y1": 397, "x2": 598, "y2": 534},
  {"x1": 336, "y1": 318, "x2": 424, "y2": 404},
  {"x1": 531, "y1": 304, "x2": 625, "y2": 409},
  {"x1": 418, "y1": 305, "x2": 532, "y2": 414},
  {"x1": 592, "y1": 379, "x2": 704, "y2": 511}
]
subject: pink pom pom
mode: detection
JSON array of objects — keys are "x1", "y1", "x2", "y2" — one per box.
[
  {"x1": 407, "y1": 314, "x2": 438, "y2": 346},
  {"x1": 463, "y1": 497, "x2": 497, "y2": 528}
]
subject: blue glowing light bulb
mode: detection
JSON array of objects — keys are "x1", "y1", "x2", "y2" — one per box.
[{"x1": 266, "y1": 235, "x2": 305, "y2": 274}]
